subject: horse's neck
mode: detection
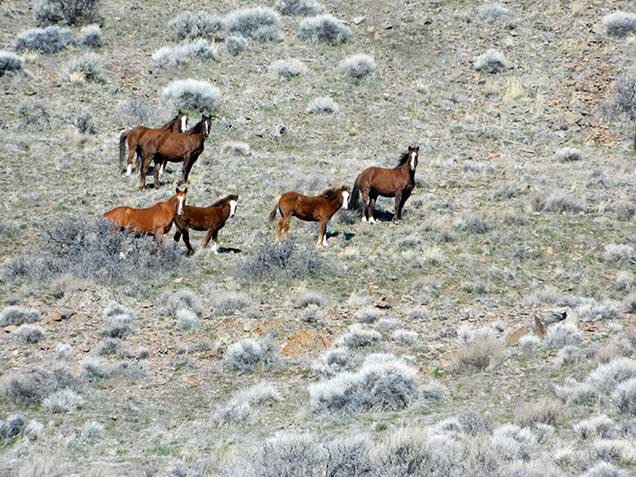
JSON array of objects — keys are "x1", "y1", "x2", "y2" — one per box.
[
  {"x1": 164, "y1": 197, "x2": 179, "y2": 218},
  {"x1": 400, "y1": 162, "x2": 414, "y2": 181},
  {"x1": 218, "y1": 202, "x2": 230, "y2": 220}
]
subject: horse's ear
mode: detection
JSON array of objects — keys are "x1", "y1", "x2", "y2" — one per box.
[
  {"x1": 415, "y1": 146, "x2": 420, "y2": 152},
  {"x1": 175, "y1": 187, "x2": 180, "y2": 193},
  {"x1": 184, "y1": 187, "x2": 188, "y2": 194}
]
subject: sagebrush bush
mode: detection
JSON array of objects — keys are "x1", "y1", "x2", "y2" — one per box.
[
  {"x1": 474, "y1": 49, "x2": 510, "y2": 73},
  {"x1": 102, "y1": 314, "x2": 133, "y2": 339},
  {"x1": 515, "y1": 399, "x2": 564, "y2": 427},
  {"x1": 307, "y1": 97, "x2": 340, "y2": 114},
  {"x1": 72, "y1": 110, "x2": 96, "y2": 134},
  {"x1": 582, "y1": 461, "x2": 624, "y2": 477},
  {"x1": 0, "y1": 52, "x2": 23, "y2": 77},
  {"x1": 66, "y1": 52, "x2": 105, "y2": 82},
  {"x1": 587, "y1": 358, "x2": 636, "y2": 394},
  {"x1": 152, "y1": 39, "x2": 218, "y2": 68},
  {"x1": 1, "y1": 368, "x2": 78, "y2": 406},
  {"x1": 80, "y1": 24, "x2": 102, "y2": 48},
  {"x1": 223, "y1": 336, "x2": 278, "y2": 372},
  {"x1": 82, "y1": 421, "x2": 104, "y2": 441},
  {"x1": 34, "y1": 0, "x2": 101, "y2": 26},
  {"x1": 96, "y1": 338, "x2": 119, "y2": 356},
  {"x1": 454, "y1": 216, "x2": 492, "y2": 234},
  {"x1": 544, "y1": 324, "x2": 582, "y2": 349},
  {"x1": 612, "y1": 378, "x2": 636, "y2": 415},
  {"x1": 15, "y1": 26, "x2": 72, "y2": 53},
  {"x1": 392, "y1": 329, "x2": 418, "y2": 345},
  {"x1": 211, "y1": 291, "x2": 252, "y2": 315},
  {"x1": 236, "y1": 238, "x2": 325, "y2": 280},
  {"x1": 478, "y1": 3, "x2": 510, "y2": 23},
  {"x1": 224, "y1": 7, "x2": 283, "y2": 42},
  {"x1": 17, "y1": 100, "x2": 50, "y2": 130},
  {"x1": 118, "y1": 98, "x2": 158, "y2": 125},
  {"x1": 612, "y1": 69, "x2": 636, "y2": 120},
  {"x1": 575, "y1": 415, "x2": 617, "y2": 440},
  {"x1": 14, "y1": 324, "x2": 45, "y2": 344},
  {"x1": 225, "y1": 35, "x2": 248, "y2": 56},
  {"x1": 0, "y1": 415, "x2": 26, "y2": 439},
  {"x1": 555, "y1": 147, "x2": 583, "y2": 162},
  {"x1": 338, "y1": 54, "x2": 377, "y2": 80},
  {"x1": 0, "y1": 306, "x2": 41, "y2": 327},
  {"x1": 294, "y1": 291, "x2": 325, "y2": 308},
  {"x1": 519, "y1": 334, "x2": 540, "y2": 357},
  {"x1": 80, "y1": 357, "x2": 110, "y2": 381},
  {"x1": 169, "y1": 11, "x2": 224, "y2": 40},
  {"x1": 222, "y1": 141, "x2": 251, "y2": 156},
  {"x1": 531, "y1": 190, "x2": 585, "y2": 212},
  {"x1": 162, "y1": 79, "x2": 220, "y2": 112},
  {"x1": 577, "y1": 301, "x2": 622, "y2": 322},
  {"x1": 214, "y1": 381, "x2": 281, "y2": 423},
  {"x1": 453, "y1": 336, "x2": 502, "y2": 372},
  {"x1": 269, "y1": 58, "x2": 308, "y2": 81},
  {"x1": 43, "y1": 388, "x2": 84, "y2": 413},
  {"x1": 298, "y1": 15, "x2": 352, "y2": 45},
  {"x1": 315, "y1": 347, "x2": 357, "y2": 377},
  {"x1": 603, "y1": 12, "x2": 636, "y2": 37},
  {"x1": 5, "y1": 218, "x2": 190, "y2": 290},
  {"x1": 353, "y1": 308, "x2": 380, "y2": 324},
  {"x1": 276, "y1": 0, "x2": 325, "y2": 16},
  {"x1": 161, "y1": 289, "x2": 204, "y2": 316},
  {"x1": 336, "y1": 325, "x2": 382, "y2": 349},
  {"x1": 176, "y1": 309, "x2": 200, "y2": 332},
  {"x1": 554, "y1": 346, "x2": 582, "y2": 367},
  {"x1": 309, "y1": 360, "x2": 419, "y2": 413},
  {"x1": 603, "y1": 244, "x2": 633, "y2": 263}
]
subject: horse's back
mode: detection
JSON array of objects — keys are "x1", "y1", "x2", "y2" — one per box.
[{"x1": 103, "y1": 206, "x2": 130, "y2": 227}]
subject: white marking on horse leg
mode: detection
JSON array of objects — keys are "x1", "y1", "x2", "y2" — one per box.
[
  {"x1": 362, "y1": 216, "x2": 368, "y2": 223},
  {"x1": 229, "y1": 200, "x2": 237, "y2": 217},
  {"x1": 322, "y1": 235, "x2": 328, "y2": 246},
  {"x1": 369, "y1": 216, "x2": 376, "y2": 224},
  {"x1": 159, "y1": 164, "x2": 164, "y2": 175},
  {"x1": 126, "y1": 164, "x2": 132, "y2": 176},
  {"x1": 211, "y1": 242, "x2": 219, "y2": 254}
]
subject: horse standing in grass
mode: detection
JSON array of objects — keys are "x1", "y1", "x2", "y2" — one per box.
[
  {"x1": 139, "y1": 115, "x2": 211, "y2": 190},
  {"x1": 103, "y1": 187, "x2": 188, "y2": 242},
  {"x1": 118, "y1": 111, "x2": 188, "y2": 176},
  {"x1": 269, "y1": 186, "x2": 350, "y2": 247},
  {"x1": 350, "y1": 145, "x2": 419, "y2": 223},
  {"x1": 174, "y1": 194, "x2": 239, "y2": 255}
]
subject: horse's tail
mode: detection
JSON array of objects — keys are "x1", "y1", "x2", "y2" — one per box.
[
  {"x1": 349, "y1": 177, "x2": 361, "y2": 210},
  {"x1": 119, "y1": 130, "x2": 128, "y2": 173},
  {"x1": 268, "y1": 197, "x2": 280, "y2": 221}
]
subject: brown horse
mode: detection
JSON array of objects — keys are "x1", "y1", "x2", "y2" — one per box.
[
  {"x1": 269, "y1": 186, "x2": 350, "y2": 247},
  {"x1": 139, "y1": 115, "x2": 211, "y2": 190},
  {"x1": 119, "y1": 111, "x2": 188, "y2": 176},
  {"x1": 350, "y1": 145, "x2": 419, "y2": 223},
  {"x1": 103, "y1": 187, "x2": 188, "y2": 241},
  {"x1": 173, "y1": 194, "x2": 239, "y2": 255}
]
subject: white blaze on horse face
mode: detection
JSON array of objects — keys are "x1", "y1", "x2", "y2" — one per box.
[
  {"x1": 341, "y1": 191, "x2": 349, "y2": 209},
  {"x1": 229, "y1": 200, "x2": 238, "y2": 217},
  {"x1": 205, "y1": 120, "x2": 210, "y2": 136},
  {"x1": 177, "y1": 196, "x2": 185, "y2": 216},
  {"x1": 410, "y1": 150, "x2": 418, "y2": 170},
  {"x1": 126, "y1": 164, "x2": 132, "y2": 176},
  {"x1": 180, "y1": 115, "x2": 187, "y2": 132}
]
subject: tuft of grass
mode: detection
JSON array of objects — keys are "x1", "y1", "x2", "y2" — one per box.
[
  {"x1": 15, "y1": 26, "x2": 72, "y2": 53},
  {"x1": 309, "y1": 360, "x2": 419, "y2": 413},
  {"x1": 169, "y1": 11, "x2": 224, "y2": 40},
  {"x1": 82, "y1": 421, "x2": 104, "y2": 441},
  {"x1": 0, "y1": 52, "x2": 24, "y2": 77},
  {"x1": 162, "y1": 79, "x2": 220, "y2": 112},
  {"x1": 336, "y1": 325, "x2": 382, "y2": 349},
  {"x1": 603, "y1": 12, "x2": 636, "y2": 37},
  {"x1": 72, "y1": 110, "x2": 96, "y2": 134},
  {"x1": 224, "y1": 7, "x2": 283, "y2": 42},
  {"x1": 452, "y1": 336, "x2": 502, "y2": 373},
  {"x1": 554, "y1": 346, "x2": 582, "y2": 367},
  {"x1": 43, "y1": 388, "x2": 84, "y2": 413},
  {"x1": 474, "y1": 49, "x2": 510, "y2": 73},
  {"x1": 1, "y1": 368, "x2": 78, "y2": 406},
  {"x1": 612, "y1": 68, "x2": 636, "y2": 120},
  {"x1": 222, "y1": 141, "x2": 251, "y2": 156},
  {"x1": 276, "y1": 0, "x2": 325, "y2": 16},
  {"x1": 269, "y1": 58, "x2": 308, "y2": 81},
  {"x1": 338, "y1": 54, "x2": 377, "y2": 80},
  {"x1": 531, "y1": 190, "x2": 585, "y2": 213},
  {"x1": 118, "y1": 98, "x2": 158, "y2": 125},
  {"x1": 454, "y1": 216, "x2": 492, "y2": 234},
  {"x1": 152, "y1": 39, "x2": 218, "y2": 68},
  {"x1": 298, "y1": 15, "x2": 352, "y2": 45},
  {"x1": 515, "y1": 399, "x2": 564, "y2": 427},
  {"x1": 544, "y1": 324, "x2": 582, "y2": 349},
  {"x1": 223, "y1": 336, "x2": 278, "y2": 372},
  {"x1": 392, "y1": 329, "x2": 418, "y2": 345},
  {"x1": 353, "y1": 308, "x2": 380, "y2": 324},
  {"x1": 555, "y1": 147, "x2": 583, "y2": 162},
  {"x1": 80, "y1": 24, "x2": 102, "y2": 48},
  {"x1": 96, "y1": 338, "x2": 119, "y2": 356},
  {"x1": 13, "y1": 324, "x2": 45, "y2": 344},
  {"x1": 294, "y1": 291, "x2": 325, "y2": 308},
  {"x1": 17, "y1": 100, "x2": 51, "y2": 130},
  {"x1": 225, "y1": 35, "x2": 248, "y2": 56},
  {"x1": 80, "y1": 357, "x2": 111, "y2": 381},
  {"x1": 65, "y1": 52, "x2": 105, "y2": 82},
  {"x1": 307, "y1": 96, "x2": 340, "y2": 115},
  {"x1": 0, "y1": 306, "x2": 41, "y2": 327},
  {"x1": 582, "y1": 461, "x2": 624, "y2": 477},
  {"x1": 603, "y1": 244, "x2": 633, "y2": 263},
  {"x1": 160, "y1": 289, "x2": 204, "y2": 316},
  {"x1": 34, "y1": 0, "x2": 101, "y2": 26},
  {"x1": 176, "y1": 309, "x2": 200, "y2": 332},
  {"x1": 315, "y1": 347, "x2": 357, "y2": 377},
  {"x1": 214, "y1": 381, "x2": 281, "y2": 424},
  {"x1": 478, "y1": 3, "x2": 510, "y2": 23},
  {"x1": 211, "y1": 290, "x2": 252, "y2": 316}
]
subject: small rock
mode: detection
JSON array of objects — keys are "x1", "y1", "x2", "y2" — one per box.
[{"x1": 353, "y1": 16, "x2": 365, "y2": 25}]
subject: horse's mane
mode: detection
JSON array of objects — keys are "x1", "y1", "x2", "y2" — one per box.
[
  {"x1": 160, "y1": 114, "x2": 180, "y2": 129},
  {"x1": 186, "y1": 118, "x2": 206, "y2": 135},
  {"x1": 210, "y1": 194, "x2": 238, "y2": 207},
  {"x1": 394, "y1": 151, "x2": 411, "y2": 169},
  {"x1": 319, "y1": 188, "x2": 343, "y2": 201}
]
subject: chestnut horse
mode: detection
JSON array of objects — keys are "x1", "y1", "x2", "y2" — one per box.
[
  {"x1": 139, "y1": 115, "x2": 211, "y2": 190},
  {"x1": 174, "y1": 194, "x2": 239, "y2": 255},
  {"x1": 103, "y1": 187, "x2": 188, "y2": 241},
  {"x1": 118, "y1": 111, "x2": 188, "y2": 176},
  {"x1": 350, "y1": 145, "x2": 419, "y2": 223},
  {"x1": 269, "y1": 186, "x2": 350, "y2": 247}
]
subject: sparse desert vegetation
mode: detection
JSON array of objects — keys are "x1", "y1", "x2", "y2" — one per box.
[{"x1": 2, "y1": 0, "x2": 636, "y2": 474}]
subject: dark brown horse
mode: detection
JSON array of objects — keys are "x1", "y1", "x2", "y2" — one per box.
[
  {"x1": 139, "y1": 115, "x2": 211, "y2": 190},
  {"x1": 103, "y1": 187, "x2": 188, "y2": 241},
  {"x1": 174, "y1": 194, "x2": 239, "y2": 255},
  {"x1": 350, "y1": 145, "x2": 419, "y2": 223},
  {"x1": 119, "y1": 111, "x2": 188, "y2": 176},
  {"x1": 269, "y1": 186, "x2": 350, "y2": 247}
]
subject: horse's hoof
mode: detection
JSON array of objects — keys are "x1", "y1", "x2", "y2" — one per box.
[
  {"x1": 187, "y1": 250, "x2": 195, "y2": 257},
  {"x1": 362, "y1": 217, "x2": 368, "y2": 223}
]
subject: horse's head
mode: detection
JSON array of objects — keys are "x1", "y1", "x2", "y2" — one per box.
[
  {"x1": 178, "y1": 110, "x2": 189, "y2": 133},
  {"x1": 201, "y1": 114, "x2": 212, "y2": 137},
  {"x1": 228, "y1": 194, "x2": 239, "y2": 218},
  {"x1": 340, "y1": 186, "x2": 351, "y2": 210},
  {"x1": 408, "y1": 145, "x2": 419, "y2": 171},
  {"x1": 175, "y1": 187, "x2": 188, "y2": 216}
]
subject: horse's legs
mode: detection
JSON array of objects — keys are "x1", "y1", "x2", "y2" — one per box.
[
  {"x1": 368, "y1": 192, "x2": 378, "y2": 223},
  {"x1": 126, "y1": 144, "x2": 136, "y2": 176},
  {"x1": 360, "y1": 189, "x2": 369, "y2": 222},
  {"x1": 174, "y1": 230, "x2": 182, "y2": 243},
  {"x1": 393, "y1": 191, "x2": 402, "y2": 223},
  {"x1": 283, "y1": 216, "x2": 291, "y2": 240},
  {"x1": 181, "y1": 229, "x2": 195, "y2": 256},
  {"x1": 276, "y1": 217, "x2": 284, "y2": 241},
  {"x1": 317, "y1": 220, "x2": 328, "y2": 247},
  {"x1": 398, "y1": 189, "x2": 411, "y2": 220},
  {"x1": 179, "y1": 155, "x2": 191, "y2": 185},
  {"x1": 204, "y1": 230, "x2": 219, "y2": 253}
]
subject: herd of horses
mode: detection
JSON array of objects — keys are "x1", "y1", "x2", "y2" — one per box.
[{"x1": 105, "y1": 111, "x2": 419, "y2": 254}]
